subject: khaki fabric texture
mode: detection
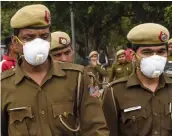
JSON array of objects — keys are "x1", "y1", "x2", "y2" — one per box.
[
  {"x1": 127, "y1": 23, "x2": 169, "y2": 45},
  {"x1": 116, "y1": 49, "x2": 125, "y2": 57},
  {"x1": 50, "y1": 31, "x2": 71, "y2": 51},
  {"x1": 11, "y1": 4, "x2": 51, "y2": 28},
  {"x1": 109, "y1": 61, "x2": 133, "y2": 82},
  {"x1": 102, "y1": 73, "x2": 172, "y2": 136},
  {"x1": 168, "y1": 38, "x2": 172, "y2": 45},
  {"x1": 89, "y1": 51, "x2": 98, "y2": 58},
  {"x1": 1, "y1": 57, "x2": 109, "y2": 136}
]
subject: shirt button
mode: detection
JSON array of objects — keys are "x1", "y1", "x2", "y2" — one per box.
[
  {"x1": 41, "y1": 111, "x2": 45, "y2": 115},
  {"x1": 154, "y1": 131, "x2": 159, "y2": 135},
  {"x1": 38, "y1": 87, "x2": 42, "y2": 92},
  {"x1": 132, "y1": 116, "x2": 136, "y2": 122},
  {"x1": 154, "y1": 112, "x2": 158, "y2": 116}
]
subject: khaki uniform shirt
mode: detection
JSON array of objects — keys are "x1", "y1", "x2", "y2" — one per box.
[
  {"x1": 167, "y1": 55, "x2": 172, "y2": 62},
  {"x1": 102, "y1": 73, "x2": 172, "y2": 136},
  {"x1": 1, "y1": 57, "x2": 109, "y2": 136},
  {"x1": 109, "y1": 61, "x2": 133, "y2": 82},
  {"x1": 85, "y1": 65, "x2": 104, "y2": 87},
  {"x1": 94, "y1": 65, "x2": 109, "y2": 77}
]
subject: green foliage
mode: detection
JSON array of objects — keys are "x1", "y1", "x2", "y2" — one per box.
[
  {"x1": 164, "y1": 5, "x2": 172, "y2": 33},
  {"x1": 1, "y1": 1, "x2": 172, "y2": 58}
]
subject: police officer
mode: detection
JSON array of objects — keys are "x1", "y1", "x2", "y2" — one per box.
[
  {"x1": 165, "y1": 38, "x2": 172, "y2": 78},
  {"x1": 89, "y1": 51, "x2": 109, "y2": 77},
  {"x1": 102, "y1": 23, "x2": 172, "y2": 136},
  {"x1": 1, "y1": 4, "x2": 109, "y2": 136},
  {"x1": 50, "y1": 31, "x2": 74, "y2": 63},
  {"x1": 85, "y1": 51, "x2": 108, "y2": 97},
  {"x1": 1, "y1": 36, "x2": 18, "y2": 72},
  {"x1": 109, "y1": 49, "x2": 133, "y2": 82},
  {"x1": 168, "y1": 38, "x2": 172, "y2": 62}
]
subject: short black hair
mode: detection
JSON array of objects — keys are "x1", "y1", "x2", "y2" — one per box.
[
  {"x1": 4, "y1": 36, "x2": 12, "y2": 47},
  {"x1": 13, "y1": 28, "x2": 20, "y2": 36}
]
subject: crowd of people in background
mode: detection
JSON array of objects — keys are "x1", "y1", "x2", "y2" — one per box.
[
  {"x1": 1, "y1": 3, "x2": 172, "y2": 136},
  {"x1": 1, "y1": 35, "x2": 172, "y2": 81}
]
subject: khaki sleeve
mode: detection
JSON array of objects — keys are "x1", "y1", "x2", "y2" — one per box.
[
  {"x1": 79, "y1": 69, "x2": 109, "y2": 136},
  {"x1": 1, "y1": 111, "x2": 9, "y2": 136},
  {"x1": 109, "y1": 64, "x2": 116, "y2": 82},
  {"x1": 102, "y1": 87, "x2": 119, "y2": 136},
  {"x1": 94, "y1": 65, "x2": 109, "y2": 77},
  {"x1": 1, "y1": 82, "x2": 9, "y2": 136}
]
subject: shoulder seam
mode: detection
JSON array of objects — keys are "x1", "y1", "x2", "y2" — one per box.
[
  {"x1": 1, "y1": 70, "x2": 15, "y2": 81},
  {"x1": 108, "y1": 76, "x2": 128, "y2": 87},
  {"x1": 59, "y1": 63, "x2": 84, "y2": 73}
]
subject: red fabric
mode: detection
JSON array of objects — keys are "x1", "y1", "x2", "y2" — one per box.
[
  {"x1": 1, "y1": 54, "x2": 16, "y2": 72},
  {"x1": 125, "y1": 48, "x2": 134, "y2": 62}
]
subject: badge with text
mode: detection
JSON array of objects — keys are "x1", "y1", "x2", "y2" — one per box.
[
  {"x1": 117, "y1": 68, "x2": 122, "y2": 71},
  {"x1": 124, "y1": 106, "x2": 141, "y2": 113},
  {"x1": 88, "y1": 85, "x2": 101, "y2": 97}
]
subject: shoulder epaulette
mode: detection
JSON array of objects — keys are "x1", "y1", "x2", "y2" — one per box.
[
  {"x1": 1, "y1": 69, "x2": 15, "y2": 81},
  {"x1": 107, "y1": 76, "x2": 129, "y2": 87},
  {"x1": 59, "y1": 62, "x2": 84, "y2": 73}
]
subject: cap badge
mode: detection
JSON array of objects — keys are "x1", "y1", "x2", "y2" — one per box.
[
  {"x1": 159, "y1": 31, "x2": 167, "y2": 42},
  {"x1": 59, "y1": 37, "x2": 67, "y2": 45},
  {"x1": 44, "y1": 11, "x2": 51, "y2": 24}
]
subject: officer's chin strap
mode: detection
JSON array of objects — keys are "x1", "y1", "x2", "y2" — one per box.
[
  {"x1": 58, "y1": 72, "x2": 82, "y2": 132},
  {"x1": 58, "y1": 115, "x2": 80, "y2": 132}
]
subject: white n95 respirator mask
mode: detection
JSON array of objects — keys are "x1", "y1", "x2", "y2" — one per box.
[
  {"x1": 140, "y1": 55, "x2": 167, "y2": 78},
  {"x1": 23, "y1": 38, "x2": 50, "y2": 66}
]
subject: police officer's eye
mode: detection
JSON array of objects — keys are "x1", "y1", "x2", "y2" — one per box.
[
  {"x1": 41, "y1": 34, "x2": 50, "y2": 40},
  {"x1": 157, "y1": 50, "x2": 167, "y2": 55},
  {"x1": 54, "y1": 54, "x2": 61, "y2": 57},
  {"x1": 64, "y1": 50, "x2": 71, "y2": 55},
  {"x1": 142, "y1": 51, "x2": 153, "y2": 55},
  {"x1": 42, "y1": 36, "x2": 49, "y2": 40},
  {"x1": 23, "y1": 37, "x2": 34, "y2": 42}
]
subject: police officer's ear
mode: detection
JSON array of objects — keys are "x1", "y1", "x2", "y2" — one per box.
[
  {"x1": 11, "y1": 35, "x2": 22, "y2": 48},
  {"x1": 11, "y1": 35, "x2": 18, "y2": 47},
  {"x1": 11, "y1": 35, "x2": 23, "y2": 55}
]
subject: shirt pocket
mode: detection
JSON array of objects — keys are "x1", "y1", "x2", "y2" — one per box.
[
  {"x1": 116, "y1": 67, "x2": 123, "y2": 74},
  {"x1": 161, "y1": 104, "x2": 172, "y2": 135},
  {"x1": 8, "y1": 106, "x2": 37, "y2": 136},
  {"x1": 120, "y1": 108, "x2": 149, "y2": 136},
  {"x1": 52, "y1": 102, "x2": 79, "y2": 133}
]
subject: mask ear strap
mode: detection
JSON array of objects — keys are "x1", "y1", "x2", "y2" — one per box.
[
  {"x1": 135, "y1": 53, "x2": 141, "y2": 59},
  {"x1": 14, "y1": 36, "x2": 24, "y2": 46},
  {"x1": 135, "y1": 53, "x2": 142, "y2": 70}
]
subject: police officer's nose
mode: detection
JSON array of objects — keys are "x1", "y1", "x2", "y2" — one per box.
[{"x1": 61, "y1": 54, "x2": 68, "y2": 62}]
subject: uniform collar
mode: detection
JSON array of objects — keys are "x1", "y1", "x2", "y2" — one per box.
[
  {"x1": 15, "y1": 55, "x2": 66, "y2": 85},
  {"x1": 51, "y1": 59, "x2": 66, "y2": 77},
  {"x1": 116, "y1": 61, "x2": 128, "y2": 65},
  {"x1": 126, "y1": 72, "x2": 171, "y2": 88},
  {"x1": 126, "y1": 73, "x2": 140, "y2": 88}
]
